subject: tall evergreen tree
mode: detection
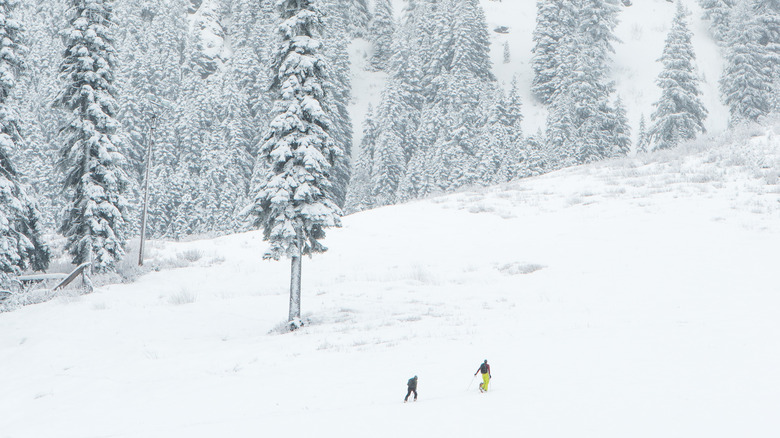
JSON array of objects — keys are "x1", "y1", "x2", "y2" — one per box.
[
  {"x1": 578, "y1": 0, "x2": 621, "y2": 77},
  {"x1": 719, "y1": 0, "x2": 773, "y2": 124},
  {"x1": 699, "y1": 0, "x2": 735, "y2": 43},
  {"x1": 13, "y1": 0, "x2": 68, "y2": 227},
  {"x1": 478, "y1": 89, "x2": 514, "y2": 185},
  {"x1": 536, "y1": 0, "x2": 620, "y2": 165},
  {"x1": 55, "y1": 0, "x2": 129, "y2": 273},
  {"x1": 608, "y1": 96, "x2": 632, "y2": 157},
  {"x1": 249, "y1": 0, "x2": 342, "y2": 329},
  {"x1": 494, "y1": 78, "x2": 525, "y2": 182},
  {"x1": 754, "y1": 0, "x2": 780, "y2": 113},
  {"x1": 0, "y1": 0, "x2": 50, "y2": 279},
  {"x1": 321, "y1": 0, "x2": 353, "y2": 208},
  {"x1": 193, "y1": 72, "x2": 253, "y2": 235},
  {"x1": 165, "y1": 38, "x2": 213, "y2": 237},
  {"x1": 344, "y1": 103, "x2": 376, "y2": 213},
  {"x1": 523, "y1": 130, "x2": 550, "y2": 178},
  {"x1": 552, "y1": 31, "x2": 615, "y2": 164},
  {"x1": 364, "y1": 0, "x2": 430, "y2": 206},
  {"x1": 636, "y1": 114, "x2": 649, "y2": 153},
  {"x1": 368, "y1": 0, "x2": 395, "y2": 71},
  {"x1": 230, "y1": 0, "x2": 275, "y2": 140},
  {"x1": 545, "y1": 92, "x2": 577, "y2": 168},
  {"x1": 346, "y1": 0, "x2": 371, "y2": 38},
  {"x1": 649, "y1": 1, "x2": 707, "y2": 150},
  {"x1": 531, "y1": 0, "x2": 578, "y2": 104},
  {"x1": 425, "y1": 0, "x2": 495, "y2": 190}
]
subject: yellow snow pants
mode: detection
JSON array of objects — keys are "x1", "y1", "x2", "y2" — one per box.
[{"x1": 481, "y1": 373, "x2": 490, "y2": 391}]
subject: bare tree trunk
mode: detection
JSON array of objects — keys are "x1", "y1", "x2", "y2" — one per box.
[{"x1": 289, "y1": 254, "x2": 302, "y2": 327}]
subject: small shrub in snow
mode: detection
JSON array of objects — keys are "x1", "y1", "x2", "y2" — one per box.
[
  {"x1": 207, "y1": 255, "x2": 226, "y2": 266},
  {"x1": 168, "y1": 289, "x2": 197, "y2": 305},
  {"x1": 468, "y1": 204, "x2": 495, "y2": 214},
  {"x1": 179, "y1": 249, "x2": 203, "y2": 263},
  {"x1": 409, "y1": 264, "x2": 437, "y2": 284}
]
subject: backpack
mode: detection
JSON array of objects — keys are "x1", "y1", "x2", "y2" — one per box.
[{"x1": 480, "y1": 363, "x2": 488, "y2": 374}]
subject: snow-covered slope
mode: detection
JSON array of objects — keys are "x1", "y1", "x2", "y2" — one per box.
[
  {"x1": 2, "y1": 121, "x2": 779, "y2": 437},
  {"x1": 350, "y1": 0, "x2": 728, "y2": 148}
]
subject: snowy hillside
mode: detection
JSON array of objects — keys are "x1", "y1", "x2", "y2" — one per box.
[
  {"x1": 350, "y1": 0, "x2": 729, "y2": 148},
  {"x1": 2, "y1": 121, "x2": 779, "y2": 437}
]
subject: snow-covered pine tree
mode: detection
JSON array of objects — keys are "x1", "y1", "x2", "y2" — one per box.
[
  {"x1": 494, "y1": 77, "x2": 525, "y2": 181},
  {"x1": 321, "y1": 0, "x2": 353, "y2": 208},
  {"x1": 531, "y1": 0, "x2": 577, "y2": 104},
  {"x1": 371, "y1": 121, "x2": 406, "y2": 205},
  {"x1": 346, "y1": 0, "x2": 371, "y2": 39},
  {"x1": 196, "y1": 72, "x2": 253, "y2": 235},
  {"x1": 577, "y1": 0, "x2": 621, "y2": 80},
  {"x1": 430, "y1": 75, "x2": 485, "y2": 192},
  {"x1": 249, "y1": 0, "x2": 342, "y2": 329},
  {"x1": 636, "y1": 113, "x2": 649, "y2": 153},
  {"x1": 17, "y1": 203, "x2": 51, "y2": 273},
  {"x1": 344, "y1": 103, "x2": 376, "y2": 213},
  {"x1": 545, "y1": 92, "x2": 577, "y2": 168},
  {"x1": 230, "y1": 0, "x2": 276, "y2": 138},
  {"x1": 166, "y1": 38, "x2": 212, "y2": 237},
  {"x1": 607, "y1": 96, "x2": 632, "y2": 157},
  {"x1": 0, "y1": 0, "x2": 50, "y2": 280},
  {"x1": 538, "y1": 0, "x2": 619, "y2": 165},
  {"x1": 698, "y1": 0, "x2": 734, "y2": 43},
  {"x1": 397, "y1": 103, "x2": 441, "y2": 202},
  {"x1": 503, "y1": 41, "x2": 511, "y2": 64},
  {"x1": 365, "y1": 0, "x2": 429, "y2": 204},
  {"x1": 719, "y1": 0, "x2": 773, "y2": 125},
  {"x1": 523, "y1": 129, "x2": 550, "y2": 178},
  {"x1": 368, "y1": 0, "x2": 395, "y2": 71},
  {"x1": 13, "y1": 0, "x2": 69, "y2": 228},
  {"x1": 575, "y1": 0, "x2": 622, "y2": 163},
  {"x1": 55, "y1": 0, "x2": 129, "y2": 273},
  {"x1": 506, "y1": 76, "x2": 524, "y2": 146},
  {"x1": 477, "y1": 89, "x2": 511, "y2": 185},
  {"x1": 649, "y1": 1, "x2": 707, "y2": 150},
  {"x1": 554, "y1": 31, "x2": 614, "y2": 164},
  {"x1": 754, "y1": 0, "x2": 780, "y2": 112},
  {"x1": 426, "y1": 0, "x2": 495, "y2": 190}
]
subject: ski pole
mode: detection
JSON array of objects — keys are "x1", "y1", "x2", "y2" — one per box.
[{"x1": 466, "y1": 374, "x2": 477, "y2": 391}]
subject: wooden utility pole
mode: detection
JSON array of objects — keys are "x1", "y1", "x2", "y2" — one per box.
[{"x1": 138, "y1": 113, "x2": 158, "y2": 266}]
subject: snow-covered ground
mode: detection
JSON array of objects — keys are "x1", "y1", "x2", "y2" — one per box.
[
  {"x1": 350, "y1": 0, "x2": 728, "y2": 150},
  {"x1": 2, "y1": 120, "x2": 779, "y2": 437}
]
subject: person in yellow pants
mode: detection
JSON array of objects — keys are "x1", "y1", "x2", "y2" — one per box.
[{"x1": 474, "y1": 360, "x2": 491, "y2": 392}]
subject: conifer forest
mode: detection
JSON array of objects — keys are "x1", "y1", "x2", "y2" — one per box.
[{"x1": 0, "y1": 0, "x2": 778, "y2": 282}]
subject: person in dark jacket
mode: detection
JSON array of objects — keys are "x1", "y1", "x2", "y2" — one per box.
[
  {"x1": 404, "y1": 375, "x2": 418, "y2": 402},
  {"x1": 474, "y1": 360, "x2": 491, "y2": 392}
]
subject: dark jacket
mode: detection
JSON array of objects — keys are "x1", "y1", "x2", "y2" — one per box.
[{"x1": 407, "y1": 377, "x2": 418, "y2": 390}]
